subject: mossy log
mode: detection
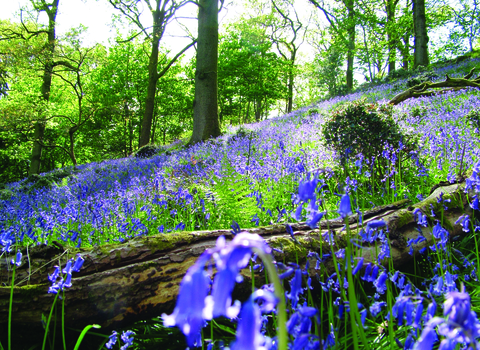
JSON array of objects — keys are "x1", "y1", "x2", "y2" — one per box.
[
  {"x1": 388, "y1": 67, "x2": 480, "y2": 105},
  {"x1": 0, "y1": 183, "x2": 474, "y2": 334}
]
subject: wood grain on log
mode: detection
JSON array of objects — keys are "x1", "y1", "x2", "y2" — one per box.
[{"x1": 0, "y1": 183, "x2": 474, "y2": 332}]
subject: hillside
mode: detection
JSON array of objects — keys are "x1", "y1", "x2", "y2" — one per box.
[{"x1": 0, "y1": 57, "x2": 479, "y2": 251}]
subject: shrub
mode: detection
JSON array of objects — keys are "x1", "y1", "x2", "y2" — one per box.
[
  {"x1": 406, "y1": 68, "x2": 439, "y2": 88},
  {"x1": 322, "y1": 99, "x2": 408, "y2": 163},
  {"x1": 466, "y1": 108, "x2": 480, "y2": 132},
  {"x1": 135, "y1": 144, "x2": 159, "y2": 159}
]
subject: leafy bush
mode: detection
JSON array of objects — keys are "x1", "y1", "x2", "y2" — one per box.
[
  {"x1": 386, "y1": 67, "x2": 409, "y2": 81},
  {"x1": 135, "y1": 144, "x2": 159, "y2": 159},
  {"x1": 466, "y1": 108, "x2": 480, "y2": 131},
  {"x1": 406, "y1": 67, "x2": 439, "y2": 88},
  {"x1": 322, "y1": 99, "x2": 408, "y2": 162}
]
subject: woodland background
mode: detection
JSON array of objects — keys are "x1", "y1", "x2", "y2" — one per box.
[{"x1": 0, "y1": 0, "x2": 478, "y2": 184}]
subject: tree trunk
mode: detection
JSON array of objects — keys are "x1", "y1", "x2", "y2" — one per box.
[
  {"x1": 29, "y1": 0, "x2": 60, "y2": 175},
  {"x1": 68, "y1": 127, "x2": 78, "y2": 167},
  {"x1": 189, "y1": 0, "x2": 221, "y2": 144},
  {"x1": 413, "y1": 0, "x2": 429, "y2": 68},
  {"x1": 346, "y1": 0, "x2": 355, "y2": 90},
  {"x1": 138, "y1": 7, "x2": 164, "y2": 148},
  {"x1": 0, "y1": 182, "x2": 474, "y2": 339},
  {"x1": 386, "y1": 0, "x2": 396, "y2": 74}
]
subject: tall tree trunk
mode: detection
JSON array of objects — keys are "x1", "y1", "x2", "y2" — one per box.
[
  {"x1": 386, "y1": 0, "x2": 396, "y2": 73},
  {"x1": 29, "y1": 0, "x2": 60, "y2": 175},
  {"x1": 189, "y1": 0, "x2": 221, "y2": 144},
  {"x1": 138, "y1": 6, "x2": 164, "y2": 148},
  {"x1": 287, "y1": 60, "x2": 294, "y2": 113},
  {"x1": 346, "y1": 0, "x2": 355, "y2": 90},
  {"x1": 68, "y1": 126, "x2": 78, "y2": 167},
  {"x1": 413, "y1": 0, "x2": 429, "y2": 68}
]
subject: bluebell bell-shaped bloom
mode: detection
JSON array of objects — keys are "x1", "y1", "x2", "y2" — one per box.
[
  {"x1": 306, "y1": 211, "x2": 324, "y2": 229},
  {"x1": 230, "y1": 290, "x2": 275, "y2": 350},
  {"x1": 370, "y1": 301, "x2": 386, "y2": 317},
  {"x1": 287, "y1": 269, "x2": 304, "y2": 309},
  {"x1": 230, "y1": 220, "x2": 241, "y2": 236},
  {"x1": 11, "y1": 249, "x2": 22, "y2": 267},
  {"x1": 454, "y1": 214, "x2": 470, "y2": 233},
  {"x1": 298, "y1": 178, "x2": 318, "y2": 203},
  {"x1": 338, "y1": 194, "x2": 352, "y2": 218},
  {"x1": 413, "y1": 209, "x2": 428, "y2": 227},
  {"x1": 294, "y1": 203, "x2": 304, "y2": 221},
  {"x1": 49, "y1": 266, "x2": 60, "y2": 283},
  {"x1": 413, "y1": 321, "x2": 441, "y2": 350},
  {"x1": 413, "y1": 302, "x2": 424, "y2": 328},
  {"x1": 470, "y1": 196, "x2": 479, "y2": 210},
  {"x1": 72, "y1": 254, "x2": 84, "y2": 272},
  {"x1": 366, "y1": 220, "x2": 386, "y2": 230},
  {"x1": 120, "y1": 330, "x2": 135, "y2": 350},
  {"x1": 105, "y1": 331, "x2": 118, "y2": 349},
  {"x1": 352, "y1": 258, "x2": 364, "y2": 276},
  {"x1": 162, "y1": 253, "x2": 211, "y2": 347},
  {"x1": 374, "y1": 271, "x2": 388, "y2": 294}
]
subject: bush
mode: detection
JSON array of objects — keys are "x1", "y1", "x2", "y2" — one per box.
[
  {"x1": 322, "y1": 99, "x2": 407, "y2": 163},
  {"x1": 406, "y1": 68, "x2": 439, "y2": 88},
  {"x1": 135, "y1": 144, "x2": 159, "y2": 159},
  {"x1": 466, "y1": 108, "x2": 480, "y2": 132},
  {"x1": 386, "y1": 67, "x2": 409, "y2": 81}
]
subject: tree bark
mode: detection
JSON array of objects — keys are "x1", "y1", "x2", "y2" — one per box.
[
  {"x1": 0, "y1": 182, "x2": 474, "y2": 337},
  {"x1": 189, "y1": 0, "x2": 221, "y2": 145},
  {"x1": 29, "y1": 0, "x2": 60, "y2": 175},
  {"x1": 413, "y1": 0, "x2": 429, "y2": 68},
  {"x1": 346, "y1": 0, "x2": 355, "y2": 90},
  {"x1": 138, "y1": 4, "x2": 164, "y2": 148}
]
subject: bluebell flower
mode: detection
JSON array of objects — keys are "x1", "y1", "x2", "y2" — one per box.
[
  {"x1": 105, "y1": 330, "x2": 118, "y2": 349},
  {"x1": 306, "y1": 211, "x2": 324, "y2": 229},
  {"x1": 230, "y1": 220, "x2": 241, "y2": 236},
  {"x1": 298, "y1": 178, "x2": 318, "y2": 203},
  {"x1": 11, "y1": 249, "x2": 22, "y2": 267},
  {"x1": 230, "y1": 290, "x2": 276, "y2": 350},
  {"x1": 352, "y1": 258, "x2": 364, "y2": 276},
  {"x1": 374, "y1": 271, "x2": 388, "y2": 294},
  {"x1": 287, "y1": 269, "x2": 304, "y2": 309},
  {"x1": 370, "y1": 301, "x2": 386, "y2": 317},
  {"x1": 162, "y1": 253, "x2": 211, "y2": 347},
  {"x1": 120, "y1": 330, "x2": 135, "y2": 350},
  {"x1": 338, "y1": 194, "x2": 352, "y2": 218},
  {"x1": 366, "y1": 220, "x2": 386, "y2": 229},
  {"x1": 72, "y1": 254, "x2": 84, "y2": 272}
]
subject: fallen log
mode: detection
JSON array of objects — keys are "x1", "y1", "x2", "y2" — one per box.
[
  {"x1": 388, "y1": 67, "x2": 480, "y2": 105},
  {"x1": 0, "y1": 182, "x2": 474, "y2": 334}
]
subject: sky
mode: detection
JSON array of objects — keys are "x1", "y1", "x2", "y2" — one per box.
[{"x1": 0, "y1": 0, "x2": 242, "y2": 52}]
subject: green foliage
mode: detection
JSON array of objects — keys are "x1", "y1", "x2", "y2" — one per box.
[
  {"x1": 135, "y1": 144, "x2": 159, "y2": 159},
  {"x1": 322, "y1": 99, "x2": 406, "y2": 161},
  {"x1": 466, "y1": 107, "x2": 480, "y2": 131},
  {"x1": 406, "y1": 68, "x2": 439, "y2": 88}
]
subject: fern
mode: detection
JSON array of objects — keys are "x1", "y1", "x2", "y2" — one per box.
[{"x1": 208, "y1": 167, "x2": 259, "y2": 229}]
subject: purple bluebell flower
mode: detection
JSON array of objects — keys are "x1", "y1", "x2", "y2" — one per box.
[
  {"x1": 287, "y1": 269, "x2": 304, "y2": 309},
  {"x1": 297, "y1": 178, "x2": 318, "y2": 203},
  {"x1": 370, "y1": 301, "x2": 386, "y2": 317},
  {"x1": 162, "y1": 253, "x2": 211, "y2": 347},
  {"x1": 338, "y1": 194, "x2": 352, "y2": 218},
  {"x1": 366, "y1": 220, "x2": 386, "y2": 229},
  {"x1": 352, "y1": 258, "x2": 364, "y2": 276},
  {"x1": 105, "y1": 331, "x2": 118, "y2": 349},
  {"x1": 374, "y1": 271, "x2": 388, "y2": 294},
  {"x1": 72, "y1": 254, "x2": 84, "y2": 272},
  {"x1": 120, "y1": 330, "x2": 135, "y2": 350},
  {"x1": 230, "y1": 220, "x2": 241, "y2": 236},
  {"x1": 11, "y1": 249, "x2": 22, "y2": 267},
  {"x1": 230, "y1": 290, "x2": 276, "y2": 350},
  {"x1": 306, "y1": 211, "x2": 324, "y2": 229}
]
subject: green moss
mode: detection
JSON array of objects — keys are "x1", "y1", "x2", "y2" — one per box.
[
  {"x1": 0, "y1": 283, "x2": 47, "y2": 300},
  {"x1": 394, "y1": 209, "x2": 414, "y2": 228},
  {"x1": 143, "y1": 231, "x2": 202, "y2": 252}
]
